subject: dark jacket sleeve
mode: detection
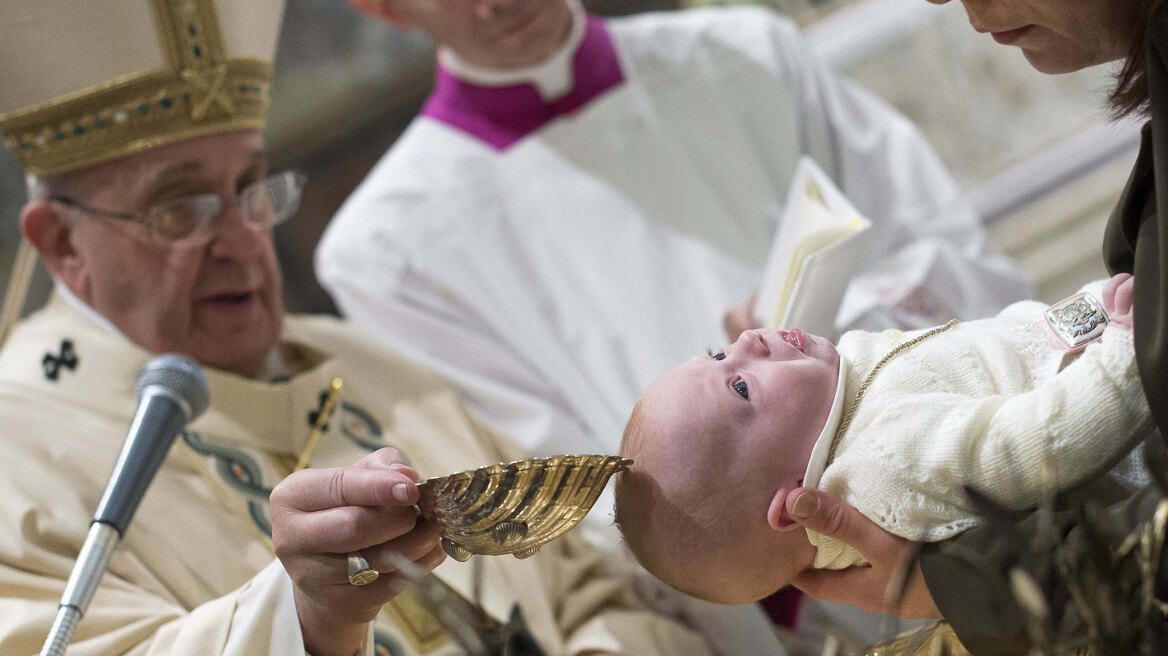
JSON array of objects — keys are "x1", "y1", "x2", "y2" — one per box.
[
  {"x1": 919, "y1": 484, "x2": 1167, "y2": 655},
  {"x1": 919, "y1": 8, "x2": 1168, "y2": 654}
]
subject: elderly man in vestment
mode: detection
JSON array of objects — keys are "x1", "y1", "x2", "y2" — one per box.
[{"x1": 0, "y1": 2, "x2": 714, "y2": 655}]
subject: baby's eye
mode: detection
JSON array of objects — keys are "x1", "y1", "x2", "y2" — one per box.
[
  {"x1": 733, "y1": 380, "x2": 749, "y2": 399},
  {"x1": 713, "y1": 352, "x2": 726, "y2": 361}
]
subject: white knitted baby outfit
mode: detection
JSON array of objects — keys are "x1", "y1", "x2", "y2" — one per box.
[{"x1": 803, "y1": 298, "x2": 1152, "y2": 569}]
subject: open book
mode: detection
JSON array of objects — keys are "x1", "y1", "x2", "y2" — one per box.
[{"x1": 752, "y1": 157, "x2": 872, "y2": 338}]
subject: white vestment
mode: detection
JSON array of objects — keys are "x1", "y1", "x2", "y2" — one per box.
[
  {"x1": 805, "y1": 297, "x2": 1153, "y2": 569},
  {"x1": 317, "y1": 6, "x2": 1029, "y2": 461},
  {"x1": 0, "y1": 293, "x2": 713, "y2": 656}
]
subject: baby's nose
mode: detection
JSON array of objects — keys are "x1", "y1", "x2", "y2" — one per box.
[{"x1": 735, "y1": 329, "x2": 771, "y2": 357}]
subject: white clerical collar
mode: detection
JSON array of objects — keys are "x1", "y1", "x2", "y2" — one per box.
[
  {"x1": 53, "y1": 280, "x2": 288, "y2": 381},
  {"x1": 54, "y1": 280, "x2": 126, "y2": 339},
  {"x1": 801, "y1": 354, "x2": 849, "y2": 489},
  {"x1": 436, "y1": 0, "x2": 587, "y2": 102}
]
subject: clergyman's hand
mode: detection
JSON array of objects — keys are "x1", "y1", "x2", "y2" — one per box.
[
  {"x1": 271, "y1": 448, "x2": 446, "y2": 656},
  {"x1": 723, "y1": 291, "x2": 759, "y2": 342},
  {"x1": 785, "y1": 488, "x2": 941, "y2": 620}
]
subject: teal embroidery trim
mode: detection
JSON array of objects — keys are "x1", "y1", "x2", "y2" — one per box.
[
  {"x1": 340, "y1": 402, "x2": 386, "y2": 452},
  {"x1": 373, "y1": 630, "x2": 406, "y2": 656},
  {"x1": 181, "y1": 431, "x2": 273, "y2": 536}
]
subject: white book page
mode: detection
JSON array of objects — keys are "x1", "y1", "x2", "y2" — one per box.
[{"x1": 753, "y1": 157, "x2": 872, "y2": 337}]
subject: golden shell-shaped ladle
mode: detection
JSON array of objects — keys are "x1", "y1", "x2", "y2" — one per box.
[{"x1": 417, "y1": 454, "x2": 632, "y2": 562}]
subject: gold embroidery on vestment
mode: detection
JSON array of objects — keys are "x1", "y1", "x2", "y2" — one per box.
[{"x1": 0, "y1": 0, "x2": 270, "y2": 175}]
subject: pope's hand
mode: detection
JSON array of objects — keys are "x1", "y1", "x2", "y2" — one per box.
[
  {"x1": 271, "y1": 448, "x2": 445, "y2": 656},
  {"x1": 784, "y1": 488, "x2": 941, "y2": 620},
  {"x1": 723, "y1": 291, "x2": 759, "y2": 342}
]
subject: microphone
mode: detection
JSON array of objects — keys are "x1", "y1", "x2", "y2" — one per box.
[{"x1": 39, "y1": 354, "x2": 210, "y2": 656}]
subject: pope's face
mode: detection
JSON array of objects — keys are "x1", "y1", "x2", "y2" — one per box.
[
  {"x1": 927, "y1": 0, "x2": 1134, "y2": 73},
  {"x1": 385, "y1": 0, "x2": 573, "y2": 69},
  {"x1": 641, "y1": 329, "x2": 841, "y2": 483},
  {"x1": 51, "y1": 130, "x2": 284, "y2": 377}
]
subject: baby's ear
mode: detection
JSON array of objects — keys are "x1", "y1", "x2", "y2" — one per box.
[{"x1": 767, "y1": 486, "x2": 801, "y2": 531}]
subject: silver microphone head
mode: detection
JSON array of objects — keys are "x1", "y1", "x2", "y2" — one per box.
[{"x1": 134, "y1": 354, "x2": 210, "y2": 421}]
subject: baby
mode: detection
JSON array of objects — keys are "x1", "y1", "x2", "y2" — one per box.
[{"x1": 614, "y1": 274, "x2": 1152, "y2": 605}]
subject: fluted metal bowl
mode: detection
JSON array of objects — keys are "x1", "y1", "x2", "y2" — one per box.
[{"x1": 417, "y1": 454, "x2": 632, "y2": 562}]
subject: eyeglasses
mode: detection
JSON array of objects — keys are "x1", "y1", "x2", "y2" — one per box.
[{"x1": 49, "y1": 170, "x2": 307, "y2": 243}]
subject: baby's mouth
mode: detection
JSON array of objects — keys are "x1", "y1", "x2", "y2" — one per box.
[{"x1": 782, "y1": 329, "x2": 807, "y2": 352}]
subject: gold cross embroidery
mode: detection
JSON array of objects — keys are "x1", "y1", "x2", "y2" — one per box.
[{"x1": 182, "y1": 65, "x2": 235, "y2": 120}]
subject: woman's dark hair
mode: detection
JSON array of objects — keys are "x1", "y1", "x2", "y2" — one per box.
[{"x1": 1109, "y1": 0, "x2": 1164, "y2": 117}]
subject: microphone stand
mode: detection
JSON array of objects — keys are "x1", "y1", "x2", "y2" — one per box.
[
  {"x1": 38, "y1": 354, "x2": 208, "y2": 656},
  {"x1": 39, "y1": 523, "x2": 121, "y2": 656}
]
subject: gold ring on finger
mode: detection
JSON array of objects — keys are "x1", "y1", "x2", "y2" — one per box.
[{"x1": 346, "y1": 552, "x2": 379, "y2": 586}]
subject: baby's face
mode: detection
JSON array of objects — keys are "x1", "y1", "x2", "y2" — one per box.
[{"x1": 645, "y1": 328, "x2": 840, "y2": 470}]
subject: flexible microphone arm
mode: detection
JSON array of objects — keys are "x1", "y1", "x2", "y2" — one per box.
[{"x1": 39, "y1": 354, "x2": 209, "y2": 656}]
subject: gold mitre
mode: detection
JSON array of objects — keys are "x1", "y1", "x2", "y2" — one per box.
[{"x1": 0, "y1": 0, "x2": 285, "y2": 176}]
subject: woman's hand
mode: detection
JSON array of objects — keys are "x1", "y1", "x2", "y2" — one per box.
[
  {"x1": 784, "y1": 488, "x2": 941, "y2": 620},
  {"x1": 270, "y1": 448, "x2": 446, "y2": 656}
]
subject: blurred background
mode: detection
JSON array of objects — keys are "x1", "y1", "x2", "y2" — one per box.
[{"x1": 0, "y1": 0, "x2": 1140, "y2": 316}]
